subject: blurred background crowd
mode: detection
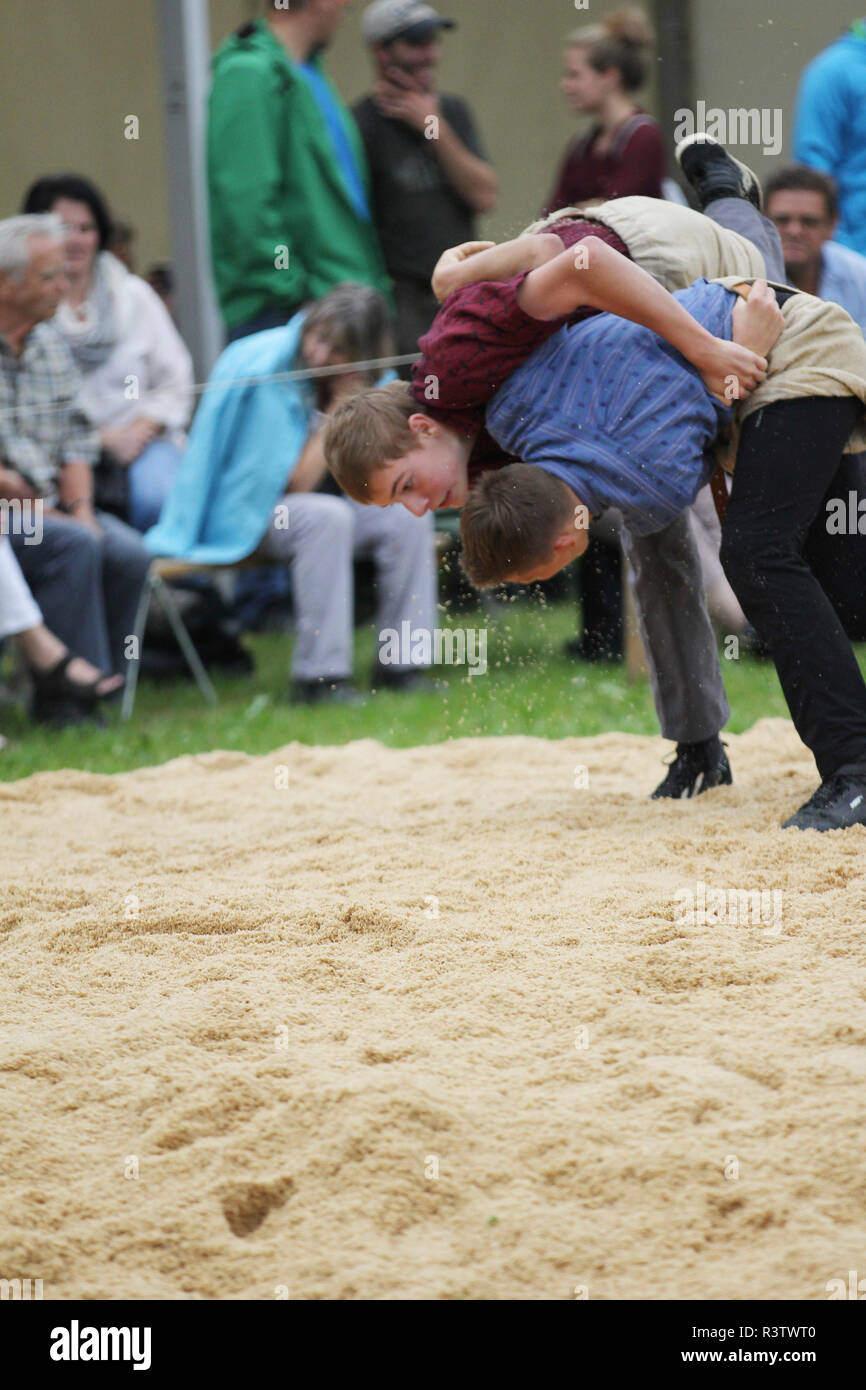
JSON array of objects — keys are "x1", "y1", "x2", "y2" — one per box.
[{"x1": 2, "y1": 0, "x2": 866, "y2": 735}]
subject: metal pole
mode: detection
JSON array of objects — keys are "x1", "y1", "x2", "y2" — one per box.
[
  {"x1": 651, "y1": 0, "x2": 696, "y2": 202},
  {"x1": 154, "y1": 0, "x2": 222, "y2": 379}
]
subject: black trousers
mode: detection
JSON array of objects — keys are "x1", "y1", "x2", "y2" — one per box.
[{"x1": 720, "y1": 397, "x2": 866, "y2": 781}]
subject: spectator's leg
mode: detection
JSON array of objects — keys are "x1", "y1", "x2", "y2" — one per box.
[
  {"x1": 703, "y1": 196, "x2": 787, "y2": 283},
  {"x1": 620, "y1": 514, "x2": 731, "y2": 743},
  {"x1": 257, "y1": 493, "x2": 354, "y2": 681},
  {"x1": 721, "y1": 398, "x2": 866, "y2": 780},
  {"x1": 93, "y1": 512, "x2": 153, "y2": 676},
  {"x1": 349, "y1": 501, "x2": 436, "y2": 671},
  {"x1": 0, "y1": 536, "x2": 42, "y2": 639},
  {"x1": 127, "y1": 439, "x2": 184, "y2": 533},
  {"x1": 9, "y1": 516, "x2": 108, "y2": 669}
]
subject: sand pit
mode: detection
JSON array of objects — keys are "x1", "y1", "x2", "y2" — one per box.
[{"x1": 1, "y1": 717, "x2": 865, "y2": 1301}]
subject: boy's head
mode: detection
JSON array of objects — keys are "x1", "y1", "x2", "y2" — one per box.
[
  {"x1": 459, "y1": 463, "x2": 589, "y2": 587},
  {"x1": 323, "y1": 379, "x2": 470, "y2": 515}
]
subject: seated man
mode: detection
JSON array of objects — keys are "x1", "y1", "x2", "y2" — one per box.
[
  {"x1": 456, "y1": 276, "x2": 866, "y2": 832},
  {"x1": 0, "y1": 214, "x2": 151, "y2": 681},
  {"x1": 325, "y1": 139, "x2": 784, "y2": 795},
  {"x1": 766, "y1": 163, "x2": 866, "y2": 337},
  {"x1": 146, "y1": 283, "x2": 436, "y2": 704}
]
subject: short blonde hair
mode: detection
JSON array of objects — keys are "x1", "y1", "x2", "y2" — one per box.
[{"x1": 323, "y1": 380, "x2": 417, "y2": 501}]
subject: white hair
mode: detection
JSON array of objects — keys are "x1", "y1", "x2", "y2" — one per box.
[{"x1": 0, "y1": 214, "x2": 66, "y2": 281}]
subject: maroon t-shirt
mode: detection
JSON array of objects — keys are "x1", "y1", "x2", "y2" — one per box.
[
  {"x1": 409, "y1": 217, "x2": 631, "y2": 483},
  {"x1": 544, "y1": 112, "x2": 666, "y2": 214}
]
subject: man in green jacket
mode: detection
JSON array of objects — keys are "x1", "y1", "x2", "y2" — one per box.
[{"x1": 207, "y1": 0, "x2": 393, "y2": 341}]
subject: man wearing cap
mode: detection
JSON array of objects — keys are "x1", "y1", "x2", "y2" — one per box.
[{"x1": 354, "y1": 1, "x2": 499, "y2": 358}]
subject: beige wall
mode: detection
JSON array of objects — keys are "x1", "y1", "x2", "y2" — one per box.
[{"x1": 0, "y1": 0, "x2": 859, "y2": 274}]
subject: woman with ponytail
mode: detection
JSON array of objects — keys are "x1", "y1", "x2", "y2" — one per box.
[{"x1": 544, "y1": 8, "x2": 667, "y2": 212}]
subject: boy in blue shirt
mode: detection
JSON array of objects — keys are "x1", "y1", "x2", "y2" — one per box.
[{"x1": 459, "y1": 277, "x2": 866, "y2": 832}]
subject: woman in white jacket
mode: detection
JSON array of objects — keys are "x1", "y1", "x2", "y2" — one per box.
[{"x1": 22, "y1": 174, "x2": 194, "y2": 532}]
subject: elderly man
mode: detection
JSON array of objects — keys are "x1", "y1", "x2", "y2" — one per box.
[
  {"x1": 0, "y1": 214, "x2": 150, "y2": 679},
  {"x1": 354, "y1": 0, "x2": 498, "y2": 357}
]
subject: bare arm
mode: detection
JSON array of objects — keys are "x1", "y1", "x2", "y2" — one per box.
[
  {"x1": 432, "y1": 233, "x2": 564, "y2": 301},
  {"x1": 373, "y1": 74, "x2": 498, "y2": 214},
  {"x1": 517, "y1": 238, "x2": 769, "y2": 399},
  {"x1": 429, "y1": 117, "x2": 499, "y2": 213}
]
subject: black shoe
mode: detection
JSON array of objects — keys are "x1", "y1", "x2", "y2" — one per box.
[
  {"x1": 675, "y1": 133, "x2": 763, "y2": 211},
  {"x1": 562, "y1": 636, "x2": 623, "y2": 664},
  {"x1": 782, "y1": 764, "x2": 866, "y2": 831},
  {"x1": 651, "y1": 735, "x2": 732, "y2": 799},
  {"x1": 289, "y1": 678, "x2": 365, "y2": 707},
  {"x1": 371, "y1": 666, "x2": 445, "y2": 694}
]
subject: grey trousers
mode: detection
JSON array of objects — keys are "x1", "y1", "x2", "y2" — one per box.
[
  {"x1": 622, "y1": 198, "x2": 786, "y2": 742},
  {"x1": 258, "y1": 492, "x2": 436, "y2": 681}
]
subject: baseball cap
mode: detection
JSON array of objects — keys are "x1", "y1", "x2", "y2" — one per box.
[{"x1": 362, "y1": 1, "x2": 456, "y2": 45}]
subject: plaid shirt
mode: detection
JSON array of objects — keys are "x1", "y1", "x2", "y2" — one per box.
[{"x1": 0, "y1": 322, "x2": 100, "y2": 507}]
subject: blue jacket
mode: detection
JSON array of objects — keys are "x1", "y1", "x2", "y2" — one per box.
[
  {"x1": 794, "y1": 24, "x2": 866, "y2": 257},
  {"x1": 145, "y1": 314, "x2": 315, "y2": 564}
]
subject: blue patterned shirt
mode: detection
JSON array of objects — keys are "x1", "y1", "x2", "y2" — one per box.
[{"x1": 485, "y1": 279, "x2": 736, "y2": 536}]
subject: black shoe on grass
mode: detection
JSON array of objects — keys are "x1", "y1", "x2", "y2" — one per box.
[
  {"x1": 782, "y1": 764, "x2": 866, "y2": 831},
  {"x1": 676, "y1": 133, "x2": 763, "y2": 211},
  {"x1": 651, "y1": 735, "x2": 732, "y2": 799},
  {"x1": 289, "y1": 678, "x2": 365, "y2": 707}
]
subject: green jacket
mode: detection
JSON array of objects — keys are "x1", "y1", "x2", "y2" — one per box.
[{"x1": 207, "y1": 21, "x2": 391, "y2": 328}]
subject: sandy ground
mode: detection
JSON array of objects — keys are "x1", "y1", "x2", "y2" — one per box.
[{"x1": 1, "y1": 717, "x2": 865, "y2": 1302}]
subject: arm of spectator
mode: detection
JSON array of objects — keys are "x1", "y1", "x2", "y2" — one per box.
[
  {"x1": 0, "y1": 466, "x2": 38, "y2": 502},
  {"x1": 58, "y1": 460, "x2": 100, "y2": 533},
  {"x1": 287, "y1": 371, "x2": 370, "y2": 493},
  {"x1": 373, "y1": 76, "x2": 498, "y2": 213},
  {"x1": 0, "y1": 430, "x2": 52, "y2": 499},
  {"x1": 132, "y1": 279, "x2": 195, "y2": 434},
  {"x1": 207, "y1": 62, "x2": 310, "y2": 309},
  {"x1": 793, "y1": 60, "x2": 848, "y2": 176}
]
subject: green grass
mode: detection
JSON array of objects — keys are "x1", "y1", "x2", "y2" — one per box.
[{"x1": 0, "y1": 594, "x2": 835, "y2": 781}]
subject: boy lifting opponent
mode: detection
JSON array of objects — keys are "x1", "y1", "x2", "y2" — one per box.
[
  {"x1": 455, "y1": 274, "x2": 866, "y2": 832},
  {"x1": 324, "y1": 139, "x2": 788, "y2": 798}
]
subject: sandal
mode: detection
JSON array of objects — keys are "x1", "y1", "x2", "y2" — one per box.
[{"x1": 30, "y1": 653, "x2": 124, "y2": 719}]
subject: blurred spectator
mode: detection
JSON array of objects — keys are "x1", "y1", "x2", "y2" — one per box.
[
  {"x1": 146, "y1": 283, "x2": 436, "y2": 704},
  {"x1": 766, "y1": 164, "x2": 866, "y2": 336},
  {"x1": 544, "y1": 7, "x2": 665, "y2": 213},
  {"x1": 22, "y1": 174, "x2": 194, "y2": 533},
  {"x1": 145, "y1": 263, "x2": 176, "y2": 320},
  {"x1": 0, "y1": 214, "x2": 150, "y2": 681},
  {"x1": 354, "y1": 0, "x2": 498, "y2": 357},
  {"x1": 794, "y1": 18, "x2": 866, "y2": 258},
  {"x1": 0, "y1": 536, "x2": 122, "y2": 727},
  {"x1": 108, "y1": 219, "x2": 136, "y2": 272},
  {"x1": 207, "y1": 0, "x2": 391, "y2": 343}
]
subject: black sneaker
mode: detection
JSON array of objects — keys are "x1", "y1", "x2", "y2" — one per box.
[
  {"x1": 782, "y1": 764, "x2": 866, "y2": 831},
  {"x1": 651, "y1": 735, "x2": 732, "y2": 799},
  {"x1": 289, "y1": 678, "x2": 365, "y2": 707},
  {"x1": 675, "y1": 133, "x2": 763, "y2": 211}
]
